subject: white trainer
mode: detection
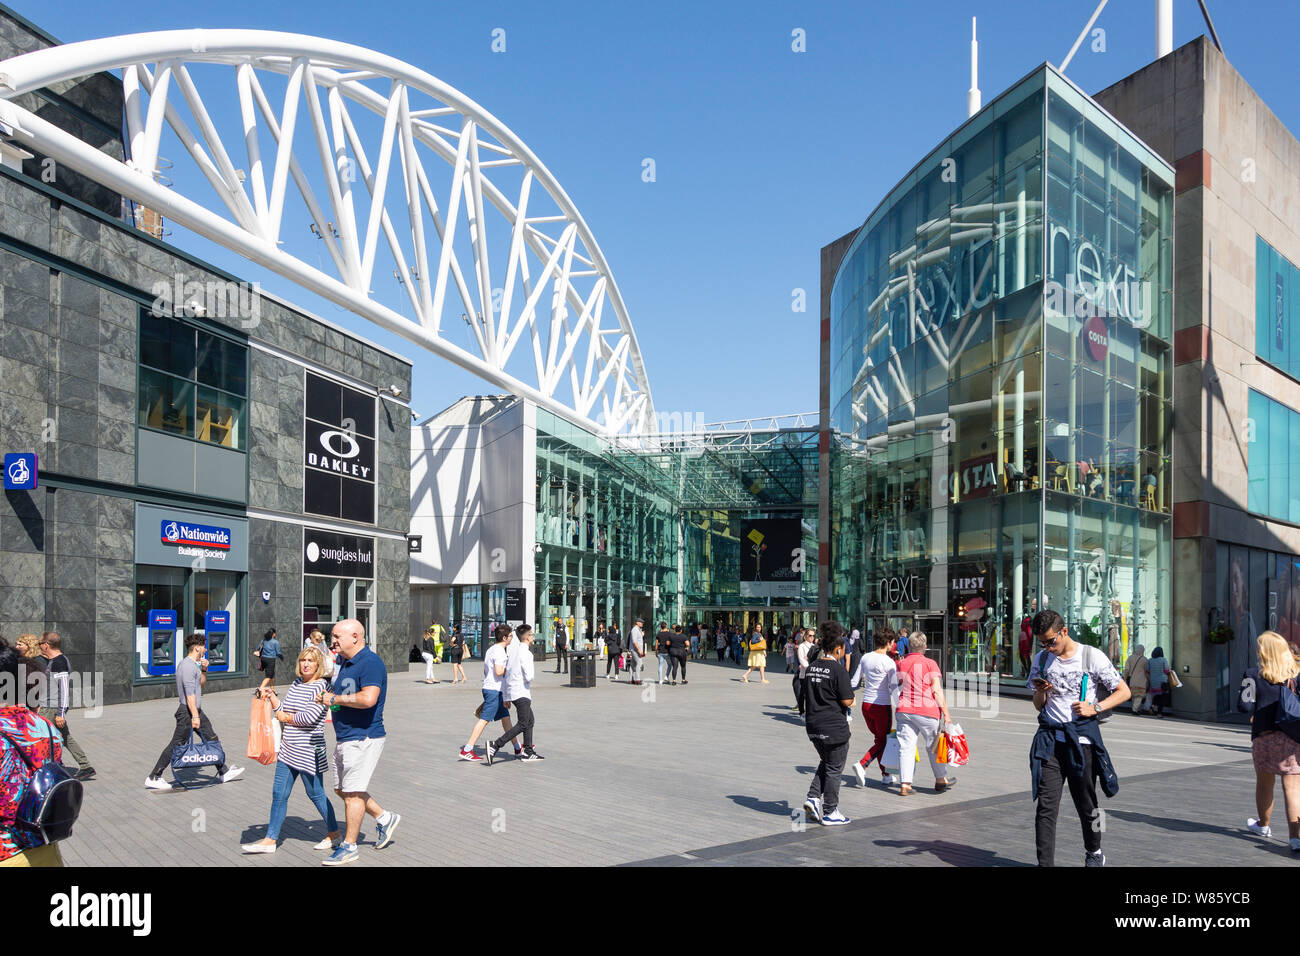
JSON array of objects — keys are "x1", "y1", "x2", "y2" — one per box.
[
  {"x1": 852, "y1": 762, "x2": 867, "y2": 787},
  {"x1": 143, "y1": 775, "x2": 172, "y2": 791},
  {"x1": 1247, "y1": 818, "x2": 1273, "y2": 839},
  {"x1": 221, "y1": 766, "x2": 245, "y2": 784}
]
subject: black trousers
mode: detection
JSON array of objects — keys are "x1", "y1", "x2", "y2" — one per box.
[
  {"x1": 669, "y1": 654, "x2": 687, "y2": 680},
  {"x1": 793, "y1": 673, "x2": 806, "y2": 713},
  {"x1": 493, "y1": 697, "x2": 534, "y2": 749},
  {"x1": 716, "y1": 648, "x2": 726, "y2": 662},
  {"x1": 606, "y1": 650, "x2": 623, "y2": 675},
  {"x1": 1035, "y1": 740, "x2": 1102, "y2": 866},
  {"x1": 807, "y1": 738, "x2": 848, "y2": 814},
  {"x1": 150, "y1": 705, "x2": 227, "y2": 778},
  {"x1": 554, "y1": 646, "x2": 568, "y2": 672}
]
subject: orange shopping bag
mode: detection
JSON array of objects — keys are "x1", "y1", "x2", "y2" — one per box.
[{"x1": 246, "y1": 693, "x2": 277, "y2": 766}]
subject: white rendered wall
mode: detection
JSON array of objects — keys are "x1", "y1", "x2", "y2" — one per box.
[{"x1": 409, "y1": 400, "x2": 535, "y2": 620}]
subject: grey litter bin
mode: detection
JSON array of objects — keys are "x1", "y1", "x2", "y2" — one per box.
[{"x1": 569, "y1": 650, "x2": 596, "y2": 687}]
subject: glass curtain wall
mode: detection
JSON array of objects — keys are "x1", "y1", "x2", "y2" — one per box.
[
  {"x1": 829, "y1": 66, "x2": 1172, "y2": 679},
  {"x1": 535, "y1": 410, "x2": 679, "y2": 648}
]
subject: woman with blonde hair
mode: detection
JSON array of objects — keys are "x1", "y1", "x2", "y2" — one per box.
[
  {"x1": 1239, "y1": 631, "x2": 1300, "y2": 850},
  {"x1": 14, "y1": 634, "x2": 41, "y2": 661},
  {"x1": 242, "y1": 645, "x2": 340, "y2": 854}
]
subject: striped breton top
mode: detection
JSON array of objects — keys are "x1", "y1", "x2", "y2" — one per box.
[{"x1": 273, "y1": 678, "x2": 329, "y2": 775}]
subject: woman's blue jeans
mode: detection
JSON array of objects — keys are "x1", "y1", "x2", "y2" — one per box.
[{"x1": 267, "y1": 760, "x2": 338, "y2": 841}]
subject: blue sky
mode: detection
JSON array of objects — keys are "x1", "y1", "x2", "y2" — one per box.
[{"x1": 10, "y1": 0, "x2": 1300, "y2": 426}]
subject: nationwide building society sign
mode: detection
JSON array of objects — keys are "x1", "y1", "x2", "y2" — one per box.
[{"x1": 160, "y1": 519, "x2": 232, "y2": 562}]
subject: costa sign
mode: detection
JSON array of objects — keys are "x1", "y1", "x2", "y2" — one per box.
[{"x1": 1083, "y1": 314, "x2": 1108, "y2": 362}]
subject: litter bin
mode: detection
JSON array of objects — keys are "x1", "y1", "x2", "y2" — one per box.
[{"x1": 569, "y1": 650, "x2": 596, "y2": 688}]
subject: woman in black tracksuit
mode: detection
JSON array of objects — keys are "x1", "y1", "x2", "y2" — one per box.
[
  {"x1": 667, "y1": 624, "x2": 689, "y2": 685},
  {"x1": 605, "y1": 624, "x2": 624, "y2": 680}
]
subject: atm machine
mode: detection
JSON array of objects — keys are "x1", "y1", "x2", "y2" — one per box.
[
  {"x1": 146, "y1": 609, "x2": 179, "y2": 676},
  {"x1": 204, "y1": 610, "x2": 231, "y2": 672}
]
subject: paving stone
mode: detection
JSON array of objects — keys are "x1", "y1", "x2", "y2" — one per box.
[{"x1": 51, "y1": 656, "x2": 1268, "y2": 867}]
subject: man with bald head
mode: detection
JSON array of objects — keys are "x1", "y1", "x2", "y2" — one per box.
[{"x1": 316, "y1": 618, "x2": 400, "y2": 865}]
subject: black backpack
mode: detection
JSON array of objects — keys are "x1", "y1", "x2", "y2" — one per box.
[{"x1": 1, "y1": 721, "x2": 84, "y2": 848}]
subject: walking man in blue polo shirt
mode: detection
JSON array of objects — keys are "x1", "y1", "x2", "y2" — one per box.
[{"x1": 317, "y1": 618, "x2": 400, "y2": 865}]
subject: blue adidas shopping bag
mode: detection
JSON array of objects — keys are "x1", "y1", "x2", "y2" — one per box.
[{"x1": 171, "y1": 731, "x2": 225, "y2": 771}]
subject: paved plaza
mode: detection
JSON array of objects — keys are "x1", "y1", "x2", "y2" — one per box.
[{"x1": 54, "y1": 655, "x2": 1289, "y2": 867}]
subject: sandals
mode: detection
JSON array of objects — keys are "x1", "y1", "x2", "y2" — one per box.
[{"x1": 900, "y1": 784, "x2": 914, "y2": 796}]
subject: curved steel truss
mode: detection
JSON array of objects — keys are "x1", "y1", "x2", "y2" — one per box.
[{"x1": 0, "y1": 30, "x2": 654, "y2": 433}]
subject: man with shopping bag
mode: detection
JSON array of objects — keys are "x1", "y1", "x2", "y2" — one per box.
[
  {"x1": 1027, "y1": 609, "x2": 1130, "y2": 867},
  {"x1": 144, "y1": 633, "x2": 244, "y2": 790}
]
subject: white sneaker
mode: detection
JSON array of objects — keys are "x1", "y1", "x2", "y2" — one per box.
[
  {"x1": 1247, "y1": 818, "x2": 1273, "y2": 839},
  {"x1": 852, "y1": 762, "x2": 867, "y2": 787},
  {"x1": 882, "y1": 773, "x2": 899, "y2": 785},
  {"x1": 240, "y1": 841, "x2": 276, "y2": 854},
  {"x1": 221, "y1": 766, "x2": 245, "y2": 784},
  {"x1": 144, "y1": 775, "x2": 172, "y2": 791},
  {"x1": 313, "y1": 837, "x2": 339, "y2": 851},
  {"x1": 802, "y1": 796, "x2": 823, "y2": 824},
  {"x1": 821, "y1": 809, "x2": 851, "y2": 826}
]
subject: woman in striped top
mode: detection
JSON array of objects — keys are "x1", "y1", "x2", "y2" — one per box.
[{"x1": 241, "y1": 646, "x2": 340, "y2": 854}]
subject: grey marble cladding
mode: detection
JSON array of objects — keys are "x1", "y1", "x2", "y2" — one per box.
[{"x1": 0, "y1": 126, "x2": 410, "y2": 703}]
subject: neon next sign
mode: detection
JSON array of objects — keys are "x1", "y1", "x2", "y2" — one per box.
[{"x1": 878, "y1": 575, "x2": 920, "y2": 605}]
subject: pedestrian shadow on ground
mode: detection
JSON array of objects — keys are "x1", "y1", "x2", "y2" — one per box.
[
  {"x1": 726, "y1": 794, "x2": 796, "y2": 817},
  {"x1": 764, "y1": 710, "x2": 806, "y2": 727},
  {"x1": 166, "y1": 769, "x2": 234, "y2": 791},
  {"x1": 1193, "y1": 740, "x2": 1251, "y2": 753},
  {"x1": 872, "y1": 839, "x2": 1029, "y2": 867},
  {"x1": 1108, "y1": 808, "x2": 1300, "y2": 859},
  {"x1": 239, "y1": 817, "x2": 363, "y2": 845}
]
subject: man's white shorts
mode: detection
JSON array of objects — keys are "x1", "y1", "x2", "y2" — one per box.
[{"x1": 332, "y1": 737, "x2": 386, "y2": 793}]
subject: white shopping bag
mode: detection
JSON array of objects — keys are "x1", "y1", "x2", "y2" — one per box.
[{"x1": 881, "y1": 731, "x2": 900, "y2": 775}]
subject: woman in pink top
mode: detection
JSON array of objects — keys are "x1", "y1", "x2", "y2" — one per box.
[{"x1": 895, "y1": 632, "x2": 954, "y2": 796}]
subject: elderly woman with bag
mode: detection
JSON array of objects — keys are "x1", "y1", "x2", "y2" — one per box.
[
  {"x1": 242, "y1": 645, "x2": 340, "y2": 854},
  {"x1": 1240, "y1": 631, "x2": 1300, "y2": 850},
  {"x1": 1122, "y1": 645, "x2": 1150, "y2": 714},
  {"x1": 894, "y1": 632, "x2": 955, "y2": 796}
]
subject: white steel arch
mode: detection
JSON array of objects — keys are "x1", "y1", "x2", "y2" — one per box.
[{"x1": 0, "y1": 30, "x2": 655, "y2": 435}]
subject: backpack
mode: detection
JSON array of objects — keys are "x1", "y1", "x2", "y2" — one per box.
[
  {"x1": 1275, "y1": 679, "x2": 1300, "y2": 743},
  {"x1": 1036, "y1": 645, "x2": 1112, "y2": 723},
  {"x1": 1, "y1": 721, "x2": 84, "y2": 848}
]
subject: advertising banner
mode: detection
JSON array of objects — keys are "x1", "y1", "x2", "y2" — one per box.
[{"x1": 738, "y1": 518, "x2": 802, "y2": 599}]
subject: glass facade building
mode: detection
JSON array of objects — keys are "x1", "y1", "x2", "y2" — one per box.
[
  {"x1": 827, "y1": 66, "x2": 1174, "y2": 679},
  {"x1": 529, "y1": 409, "x2": 824, "y2": 647}
]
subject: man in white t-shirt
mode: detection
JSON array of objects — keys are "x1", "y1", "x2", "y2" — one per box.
[
  {"x1": 850, "y1": 629, "x2": 899, "y2": 787},
  {"x1": 486, "y1": 625, "x2": 543, "y2": 763},
  {"x1": 793, "y1": 628, "x2": 816, "y2": 715},
  {"x1": 1027, "y1": 609, "x2": 1130, "y2": 867},
  {"x1": 459, "y1": 625, "x2": 520, "y2": 761},
  {"x1": 627, "y1": 618, "x2": 646, "y2": 685}
]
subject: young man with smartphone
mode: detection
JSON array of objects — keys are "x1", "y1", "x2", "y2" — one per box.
[{"x1": 1027, "y1": 609, "x2": 1130, "y2": 867}]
